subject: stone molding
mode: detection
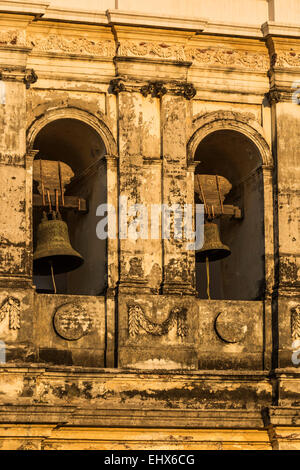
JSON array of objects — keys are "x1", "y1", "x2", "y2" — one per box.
[
  {"x1": 0, "y1": 1, "x2": 49, "y2": 16},
  {"x1": 262, "y1": 21, "x2": 300, "y2": 39},
  {"x1": 107, "y1": 9, "x2": 207, "y2": 31}
]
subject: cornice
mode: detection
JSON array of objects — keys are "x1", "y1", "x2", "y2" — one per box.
[
  {"x1": 106, "y1": 9, "x2": 207, "y2": 32},
  {"x1": 0, "y1": 0, "x2": 49, "y2": 17},
  {"x1": 41, "y1": 7, "x2": 107, "y2": 25},
  {"x1": 262, "y1": 21, "x2": 300, "y2": 38},
  {"x1": 204, "y1": 21, "x2": 263, "y2": 38}
]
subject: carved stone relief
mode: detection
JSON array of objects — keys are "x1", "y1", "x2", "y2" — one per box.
[
  {"x1": 0, "y1": 297, "x2": 20, "y2": 330},
  {"x1": 214, "y1": 311, "x2": 247, "y2": 343},
  {"x1": 29, "y1": 34, "x2": 115, "y2": 57},
  {"x1": 128, "y1": 303, "x2": 187, "y2": 339},
  {"x1": 118, "y1": 40, "x2": 269, "y2": 70},
  {"x1": 53, "y1": 302, "x2": 93, "y2": 341},
  {"x1": 273, "y1": 51, "x2": 300, "y2": 68},
  {"x1": 0, "y1": 29, "x2": 27, "y2": 47},
  {"x1": 291, "y1": 305, "x2": 300, "y2": 341}
]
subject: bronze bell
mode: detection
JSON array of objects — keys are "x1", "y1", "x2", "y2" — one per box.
[
  {"x1": 33, "y1": 212, "x2": 84, "y2": 276},
  {"x1": 196, "y1": 221, "x2": 231, "y2": 262}
]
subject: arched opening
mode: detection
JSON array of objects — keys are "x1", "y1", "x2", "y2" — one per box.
[
  {"x1": 194, "y1": 129, "x2": 265, "y2": 300},
  {"x1": 32, "y1": 117, "x2": 107, "y2": 295}
]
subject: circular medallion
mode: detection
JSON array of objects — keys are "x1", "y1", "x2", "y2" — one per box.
[
  {"x1": 53, "y1": 302, "x2": 93, "y2": 341},
  {"x1": 214, "y1": 311, "x2": 247, "y2": 344}
]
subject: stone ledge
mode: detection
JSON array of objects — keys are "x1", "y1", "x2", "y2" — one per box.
[{"x1": 0, "y1": 405, "x2": 267, "y2": 429}]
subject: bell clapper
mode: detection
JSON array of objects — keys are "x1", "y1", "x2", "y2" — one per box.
[{"x1": 50, "y1": 261, "x2": 57, "y2": 294}]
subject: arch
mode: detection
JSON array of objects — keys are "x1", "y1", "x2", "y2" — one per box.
[
  {"x1": 27, "y1": 106, "x2": 117, "y2": 157},
  {"x1": 187, "y1": 110, "x2": 272, "y2": 168}
]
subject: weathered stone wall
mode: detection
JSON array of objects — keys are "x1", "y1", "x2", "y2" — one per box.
[{"x1": 0, "y1": 1, "x2": 299, "y2": 450}]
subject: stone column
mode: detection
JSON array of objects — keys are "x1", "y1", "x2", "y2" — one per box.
[
  {"x1": 0, "y1": 69, "x2": 37, "y2": 361},
  {"x1": 262, "y1": 164, "x2": 275, "y2": 369},
  {"x1": 111, "y1": 78, "x2": 163, "y2": 294},
  {"x1": 267, "y1": 86, "x2": 300, "y2": 368},
  {"x1": 160, "y1": 85, "x2": 196, "y2": 295},
  {"x1": 0, "y1": 72, "x2": 36, "y2": 288},
  {"x1": 105, "y1": 154, "x2": 119, "y2": 367}
]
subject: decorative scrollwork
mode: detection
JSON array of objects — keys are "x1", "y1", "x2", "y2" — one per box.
[
  {"x1": 128, "y1": 303, "x2": 187, "y2": 339},
  {"x1": 29, "y1": 34, "x2": 115, "y2": 57}
]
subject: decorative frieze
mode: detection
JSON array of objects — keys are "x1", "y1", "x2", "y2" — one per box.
[
  {"x1": 272, "y1": 51, "x2": 300, "y2": 68},
  {"x1": 118, "y1": 40, "x2": 186, "y2": 62},
  {"x1": 29, "y1": 34, "x2": 115, "y2": 57},
  {"x1": 0, "y1": 29, "x2": 27, "y2": 47},
  {"x1": 118, "y1": 40, "x2": 269, "y2": 71}
]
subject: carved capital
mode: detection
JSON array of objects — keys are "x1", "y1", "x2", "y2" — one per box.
[
  {"x1": 110, "y1": 77, "x2": 196, "y2": 100},
  {"x1": 266, "y1": 86, "x2": 295, "y2": 104},
  {"x1": 175, "y1": 82, "x2": 197, "y2": 100},
  {"x1": 24, "y1": 69, "x2": 38, "y2": 89},
  {"x1": 140, "y1": 81, "x2": 167, "y2": 98},
  {"x1": 110, "y1": 77, "x2": 126, "y2": 94},
  {"x1": 0, "y1": 68, "x2": 38, "y2": 88}
]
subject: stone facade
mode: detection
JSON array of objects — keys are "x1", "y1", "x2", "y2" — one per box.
[{"x1": 0, "y1": 0, "x2": 299, "y2": 450}]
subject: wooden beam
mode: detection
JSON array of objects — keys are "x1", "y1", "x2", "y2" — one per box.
[
  {"x1": 204, "y1": 204, "x2": 242, "y2": 219},
  {"x1": 33, "y1": 194, "x2": 88, "y2": 213}
]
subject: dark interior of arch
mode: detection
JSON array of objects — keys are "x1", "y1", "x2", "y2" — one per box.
[
  {"x1": 34, "y1": 118, "x2": 106, "y2": 174},
  {"x1": 194, "y1": 129, "x2": 262, "y2": 184},
  {"x1": 194, "y1": 129, "x2": 265, "y2": 301},
  {"x1": 33, "y1": 117, "x2": 107, "y2": 296}
]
